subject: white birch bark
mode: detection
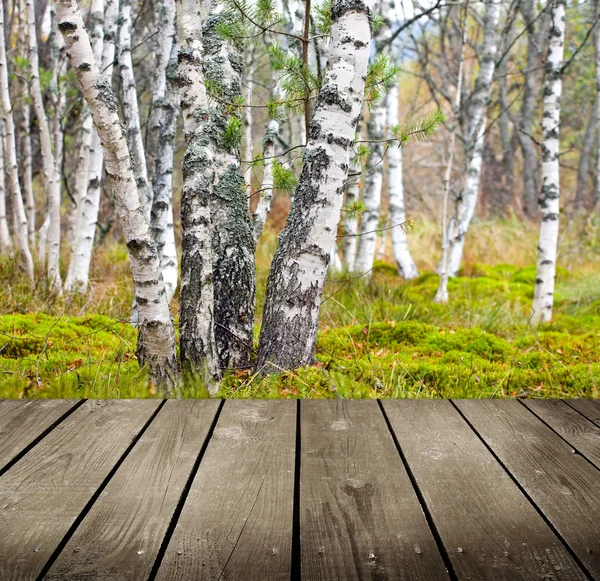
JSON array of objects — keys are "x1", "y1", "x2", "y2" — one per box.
[
  {"x1": 70, "y1": 0, "x2": 103, "y2": 249},
  {"x1": 202, "y1": 6, "x2": 256, "y2": 370},
  {"x1": 0, "y1": 1, "x2": 34, "y2": 282},
  {"x1": 55, "y1": 0, "x2": 177, "y2": 387},
  {"x1": 342, "y1": 166, "x2": 360, "y2": 271},
  {"x1": 532, "y1": 0, "x2": 566, "y2": 325},
  {"x1": 118, "y1": 0, "x2": 152, "y2": 217},
  {"x1": 445, "y1": 0, "x2": 500, "y2": 277},
  {"x1": 177, "y1": 0, "x2": 220, "y2": 388},
  {"x1": 146, "y1": 0, "x2": 176, "y2": 177},
  {"x1": 252, "y1": 120, "x2": 277, "y2": 243},
  {"x1": 26, "y1": 0, "x2": 61, "y2": 292},
  {"x1": 386, "y1": 82, "x2": 418, "y2": 279},
  {"x1": 354, "y1": 101, "x2": 385, "y2": 275},
  {"x1": 257, "y1": 0, "x2": 375, "y2": 371},
  {"x1": 64, "y1": 0, "x2": 116, "y2": 292},
  {"x1": 244, "y1": 46, "x2": 254, "y2": 193},
  {"x1": 0, "y1": 124, "x2": 12, "y2": 254},
  {"x1": 150, "y1": 38, "x2": 179, "y2": 305}
]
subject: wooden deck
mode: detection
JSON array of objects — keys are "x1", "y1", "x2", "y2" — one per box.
[{"x1": 0, "y1": 399, "x2": 599, "y2": 580}]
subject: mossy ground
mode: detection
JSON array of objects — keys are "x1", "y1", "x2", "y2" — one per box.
[{"x1": 1, "y1": 217, "x2": 599, "y2": 399}]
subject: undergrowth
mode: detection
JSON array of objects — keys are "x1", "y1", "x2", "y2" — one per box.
[{"x1": 0, "y1": 217, "x2": 599, "y2": 399}]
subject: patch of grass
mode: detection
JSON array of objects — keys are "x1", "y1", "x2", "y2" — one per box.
[{"x1": 1, "y1": 217, "x2": 599, "y2": 399}]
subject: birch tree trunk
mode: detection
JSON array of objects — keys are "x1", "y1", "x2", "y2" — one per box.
[
  {"x1": 257, "y1": 0, "x2": 375, "y2": 372},
  {"x1": 354, "y1": 102, "x2": 385, "y2": 275},
  {"x1": 118, "y1": 0, "x2": 152, "y2": 217},
  {"x1": 244, "y1": 46, "x2": 255, "y2": 193},
  {"x1": 252, "y1": 120, "x2": 277, "y2": 243},
  {"x1": 202, "y1": 8, "x2": 256, "y2": 370},
  {"x1": 26, "y1": 0, "x2": 61, "y2": 292},
  {"x1": 55, "y1": 0, "x2": 177, "y2": 387},
  {"x1": 177, "y1": 0, "x2": 220, "y2": 388},
  {"x1": 342, "y1": 165, "x2": 360, "y2": 271},
  {"x1": 64, "y1": 0, "x2": 116, "y2": 292},
  {"x1": 445, "y1": 0, "x2": 500, "y2": 277},
  {"x1": 353, "y1": 0, "x2": 395, "y2": 275},
  {"x1": 532, "y1": 0, "x2": 566, "y2": 325},
  {"x1": 146, "y1": 0, "x2": 176, "y2": 177},
  {"x1": 150, "y1": 38, "x2": 179, "y2": 305},
  {"x1": 0, "y1": 0, "x2": 34, "y2": 282},
  {"x1": 386, "y1": 81, "x2": 418, "y2": 279},
  {"x1": 0, "y1": 124, "x2": 13, "y2": 254},
  {"x1": 69, "y1": 0, "x2": 103, "y2": 250}
]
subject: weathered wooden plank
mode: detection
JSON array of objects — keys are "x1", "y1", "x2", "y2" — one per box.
[
  {"x1": 0, "y1": 399, "x2": 161, "y2": 581},
  {"x1": 455, "y1": 399, "x2": 600, "y2": 579},
  {"x1": 566, "y1": 399, "x2": 600, "y2": 428},
  {"x1": 155, "y1": 400, "x2": 296, "y2": 581},
  {"x1": 523, "y1": 400, "x2": 600, "y2": 469},
  {"x1": 300, "y1": 400, "x2": 449, "y2": 581},
  {"x1": 45, "y1": 400, "x2": 221, "y2": 581},
  {"x1": 383, "y1": 400, "x2": 588, "y2": 581},
  {"x1": 0, "y1": 399, "x2": 80, "y2": 471}
]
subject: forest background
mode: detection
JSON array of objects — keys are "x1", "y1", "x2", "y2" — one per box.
[{"x1": 0, "y1": 0, "x2": 598, "y2": 399}]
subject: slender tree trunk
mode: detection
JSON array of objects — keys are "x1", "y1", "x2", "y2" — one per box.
[
  {"x1": 0, "y1": 124, "x2": 13, "y2": 254},
  {"x1": 354, "y1": 0, "x2": 395, "y2": 276},
  {"x1": 252, "y1": 120, "x2": 277, "y2": 243},
  {"x1": 354, "y1": 102, "x2": 385, "y2": 275},
  {"x1": 445, "y1": 0, "x2": 500, "y2": 277},
  {"x1": 575, "y1": 97, "x2": 597, "y2": 209},
  {"x1": 177, "y1": 0, "x2": 220, "y2": 388},
  {"x1": 532, "y1": 0, "x2": 565, "y2": 325},
  {"x1": 150, "y1": 37, "x2": 179, "y2": 305},
  {"x1": 64, "y1": 0, "x2": 116, "y2": 292},
  {"x1": 69, "y1": 0, "x2": 103, "y2": 252},
  {"x1": 118, "y1": 0, "x2": 152, "y2": 217},
  {"x1": 257, "y1": 0, "x2": 375, "y2": 372},
  {"x1": 0, "y1": 0, "x2": 34, "y2": 282},
  {"x1": 17, "y1": 0, "x2": 35, "y2": 245},
  {"x1": 342, "y1": 168, "x2": 360, "y2": 271},
  {"x1": 435, "y1": 2, "x2": 468, "y2": 304},
  {"x1": 518, "y1": 0, "x2": 547, "y2": 217},
  {"x1": 202, "y1": 7, "x2": 256, "y2": 371},
  {"x1": 146, "y1": 0, "x2": 176, "y2": 178},
  {"x1": 56, "y1": 0, "x2": 177, "y2": 387},
  {"x1": 244, "y1": 45, "x2": 255, "y2": 193},
  {"x1": 26, "y1": 0, "x2": 61, "y2": 292},
  {"x1": 386, "y1": 81, "x2": 418, "y2": 279}
]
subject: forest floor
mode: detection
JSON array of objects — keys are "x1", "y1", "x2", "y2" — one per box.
[{"x1": 1, "y1": 216, "x2": 599, "y2": 399}]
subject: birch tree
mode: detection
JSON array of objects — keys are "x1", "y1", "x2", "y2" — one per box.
[
  {"x1": 150, "y1": 38, "x2": 179, "y2": 305},
  {"x1": 64, "y1": 0, "x2": 117, "y2": 292},
  {"x1": 0, "y1": 123, "x2": 12, "y2": 255},
  {"x1": 257, "y1": 0, "x2": 375, "y2": 372},
  {"x1": 252, "y1": 120, "x2": 278, "y2": 242},
  {"x1": 118, "y1": 0, "x2": 152, "y2": 217},
  {"x1": 177, "y1": 0, "x2": 220, "y2": 388},
  {"x1": 0, "y1": 0, "x2": 34, "y2": 282},
  {"x1": 445, "y1": 0, "x2": 500, "y2": 277},
  {"x1": 26, "y1": 0, "x2": 61, "y2": 292},
  {"x1": 55, "y1": 0, "x2": 177, "y2": 387},
  {"x1": 146, "y1": 0, "x2": 176, "y2": 177},
  {"x1": 342, "y1": 165, "x2": 360, "y2": 271},
  {"x1": 386, "y1": 81, "x2": 418, "y2": 278},
  {"x1": 532, "y1": 0, "x2": 566, "y2": 325},
  {"x1": 202, "y1": 7, "x2": 256, "y2": 370}
]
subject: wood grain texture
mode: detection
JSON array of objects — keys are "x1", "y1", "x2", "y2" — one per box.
[
  {"x1": 0, "y1": 399, "x2": 80, "y2": 470},
  {"x1": 455, "y1": 399, "x2": 600, "y2": 579},
  {"x1": 383, "y1": 400, "x2": 587, "y2": 581},
  {"x1": 155, "y1": 400, "x2": 296, "y2": 581},
  {"x1": 300, "y1": 400, "x2": 449, "y2": 581},
  {"x1": 0, "y1": 399, "x2": 160, "y2": 581},
  {"x1": 523, "y1": 400, "x2": 600, "y2": 469},
  {"x1": 566, "y1": 400, "x2": 600, "y2": 428},
  {"x1": 45, "y1": 400, "x2": 220, "y2": 580}
]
